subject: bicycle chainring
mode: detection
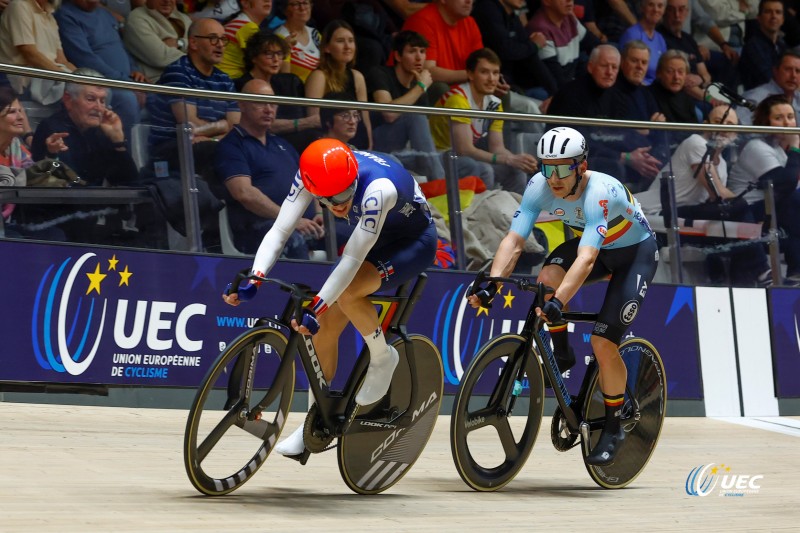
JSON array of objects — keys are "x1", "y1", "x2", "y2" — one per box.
[
  {"x1": 550, "y1": 406, "x2": 578, "y2": 452},
  {"x1": 303, "y1": 404, "x2": 335, "y2": 453}
]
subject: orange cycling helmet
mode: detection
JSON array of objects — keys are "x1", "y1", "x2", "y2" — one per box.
[{"x1": 300, "y1": 138, "x2": 359, "y2": 204}]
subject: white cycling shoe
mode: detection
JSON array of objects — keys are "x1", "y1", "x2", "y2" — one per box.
[
  {"x1": 355, "y1": 345, "x2": 399, "y2": 406},
  {"x1": 274, "y1": 424, "x2": 306, "y2": 456}
]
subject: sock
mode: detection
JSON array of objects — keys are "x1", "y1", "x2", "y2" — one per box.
[
  {"x1": 603, "y1": 393, "x2": 624, "y2": 434},
  {"x1": 549, "y1": 322, "x2": 570, "y2": 366},
  {"x1": 363, "y1": 326, "x2": 388, "y2": 363}
]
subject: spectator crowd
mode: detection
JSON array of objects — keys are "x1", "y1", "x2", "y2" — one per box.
[{"x1": 1, "y1": 0, "x2": 799, "y2": 285}]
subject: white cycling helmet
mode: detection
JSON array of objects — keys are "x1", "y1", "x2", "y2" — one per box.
[{"x1": 537, "y1": 127, "x2": 587, "y2": 160}]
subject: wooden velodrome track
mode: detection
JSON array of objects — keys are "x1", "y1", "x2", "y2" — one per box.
[{"x1": 1, "y1": 403, "x2": 799, "y2": 532}]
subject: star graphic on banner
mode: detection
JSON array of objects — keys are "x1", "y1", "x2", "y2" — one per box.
[
  {"x1": 476, "y1": 305, "x2": 489, "y2": 317},
  {"x1": 86, "y1": 263, "x2": 107, "y2": 295},
  {"x1": 191, "y1": 256, "x2": 225, "y2": 290},
  {"x1": 119, "y1": 265, "x2": 133, "y2": 287},
  {"x1": 503, "y1": 289, "x2": 515, "y2": 308},
  {"x1": 108, "y1": 254, "x2": 119, "y2": 271}
]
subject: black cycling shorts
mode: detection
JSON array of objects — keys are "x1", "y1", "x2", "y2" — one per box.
[{"x1": 543, "y1": 236, "x2": 659, "y2": 344}]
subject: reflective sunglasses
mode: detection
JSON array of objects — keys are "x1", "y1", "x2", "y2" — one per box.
[
  {"x1": 314, "y1": 180, "x2": 357, "y2": 207},
  {"x1": 541, "y1": 160, "x2": 580, "y2": 180}
]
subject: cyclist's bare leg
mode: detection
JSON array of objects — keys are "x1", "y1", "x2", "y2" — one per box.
[
  {"x1": 335, "y1": 262, "x2": 400, "y2": 405},
  {"x1": 591, "y1": 336, "x2": 626, "y2": 396},
  {"x1": 313, "y1": 303, "x2": 351, "y2": 381},
  {"x1": 586, "y1": 335, "x2": 627, "y2": 466}
]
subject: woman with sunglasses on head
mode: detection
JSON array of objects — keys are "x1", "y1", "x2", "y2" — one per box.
[
  {"x1": 222, "y1": 137, "x2": 437, "y2": 457},
  {"x1": 467, "y1": 126, "x2": 659, "y2": 467}
]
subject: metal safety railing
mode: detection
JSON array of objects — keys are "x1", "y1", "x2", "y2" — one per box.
[{"x1": 2, "y1": 63, "x2": 798, "y2": 282}]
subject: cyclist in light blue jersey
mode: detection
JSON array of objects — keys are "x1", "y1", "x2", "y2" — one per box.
[
  {"x1": 468, "y1": 127, "x2": 659, "y2": 466},
  {"x1": 223, "y1": 138, "x2": 437, "y2": 457}
]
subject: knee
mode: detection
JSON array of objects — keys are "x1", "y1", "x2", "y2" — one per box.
[
  {"x1": 590, "y1": 335, "x2": 618, "y2": 363},
  {"x1": 536, "y1": 268, "x2": 561, "y2": 291}
]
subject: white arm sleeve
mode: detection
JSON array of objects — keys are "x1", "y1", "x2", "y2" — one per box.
[
  {"x1": 251, "y1": 176, "x2": 312, "y2": 276},
  {"x1": 314, "y1": 178, "x2": 398, "y2": 309}
]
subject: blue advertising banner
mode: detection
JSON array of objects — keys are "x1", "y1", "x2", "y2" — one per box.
[
  {"x1": 0, "y1": 241, "x2": 702, "y2": 399},
  {"x1": 769, "y1": 289, "x2": 800, "y2": 398}
]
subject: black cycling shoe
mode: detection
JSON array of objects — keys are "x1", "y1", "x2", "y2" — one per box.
[
  {"x1": 585, "y1": 426, "x2": 626, "y2": 466},
  {"x1": 544, "y1": 346, "x2": 576, "y2": 389}
]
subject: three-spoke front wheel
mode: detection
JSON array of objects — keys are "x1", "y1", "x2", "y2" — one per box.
[
  {"x1": 184, "y1": 327, "x2": 295, "y2": 496},
  {"x1": 450, "y1": 334, "x2": 545, "y2": 491}
]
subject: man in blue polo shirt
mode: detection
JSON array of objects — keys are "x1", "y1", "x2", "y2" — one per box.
[
  {"x1": 214, "y1": 79, "x2": 325, "y2": 255},
  {"x1": 147, "y1": 17, "x2": 240, "y2": 178}
]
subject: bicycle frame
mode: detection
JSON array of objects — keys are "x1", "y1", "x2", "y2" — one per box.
[
  {"x1": 234, "y1": 272, "x2": 429, "y2": 440},
  {"x1": 474, "y1": 273, "x2": 632, "y2": 436}
]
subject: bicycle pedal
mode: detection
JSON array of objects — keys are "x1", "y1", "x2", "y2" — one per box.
[{"x1": 286, "y1": 448, "x2": 312, "y2": 465}]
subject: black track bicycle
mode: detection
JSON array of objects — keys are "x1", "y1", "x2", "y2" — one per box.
[
  {"x1": 451, "y1": 272, "x2": 666, "y2": 490},
  {"x1": 184, "y1": 270, "x2": 443, "y2": 496}
]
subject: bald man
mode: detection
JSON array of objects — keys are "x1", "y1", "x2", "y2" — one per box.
[{"x1": 213, "y1": 79, "x2": 324, "y2": 255}]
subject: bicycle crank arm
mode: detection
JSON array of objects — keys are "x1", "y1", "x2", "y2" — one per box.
[{"x1": 579, "y1": 422, "x2": 591, "y2": 456}]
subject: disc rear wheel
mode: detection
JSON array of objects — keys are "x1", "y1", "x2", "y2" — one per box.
[
  {"x1": 582, "y1": 337, "x2": 666, "y2": 489},
  {"x1": 338, "y1": 336, "x2": 443, "y2": 495}
]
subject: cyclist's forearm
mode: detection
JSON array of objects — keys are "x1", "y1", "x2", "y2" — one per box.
[{"x1": 490, "y1": 232, "x2": 526, "y2": 278}]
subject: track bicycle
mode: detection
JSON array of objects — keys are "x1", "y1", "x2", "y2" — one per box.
[
  {"x1": 184, "y1": 270, "x2": 443, "y2": 496},
  {"x1": 451, "y1": 272, "x2": 666, "y2": 490}
]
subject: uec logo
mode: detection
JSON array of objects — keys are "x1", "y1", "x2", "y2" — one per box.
[
  {"x1": 33, "y1": 253, "x2": 205, "y2": 376},
  {"x1": 686, "y1": 463, "x2": 763, "y2": 496}
]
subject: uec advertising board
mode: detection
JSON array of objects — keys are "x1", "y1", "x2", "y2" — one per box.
[{"x1": 0, "y1": 240, "x2": 704, "y2": 398}]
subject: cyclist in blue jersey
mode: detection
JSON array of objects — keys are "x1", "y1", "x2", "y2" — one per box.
[
  {"x1": 223, "y1": 138, "x2": 437, "y2": 456},
  {"x1": 467, "y1": 127, "x2": 659, "y2": 466}
]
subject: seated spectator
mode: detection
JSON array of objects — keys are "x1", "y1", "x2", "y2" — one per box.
[
  {"x1": 215, "y1": 78, "x2": 325, "y2": 255},
  {"x1": 275, "y1": 0, "x2": 322, "y2": 82},
  {"x1": 728, "y1": 94, "x2": 800, "y2": 283},
  {"x1": 527, "y1": 0, "x2": 594, "y2": 89},
  {"x1": 547, "y1": 44, "x2": 628, "y2": 122},
  {"x1": 234, "y1": 30, "x2": 317, "y2": 151},
  {"x1": 740, "y1": 50, "x2": 800, "y2": 124},
  {"x1": 658, "y1": 0, "x2": 714, "y2": 103},
  {"x1": 401, "y1": 0, "x2": 482, "y2": 86},
  {"x1": 31, "y1": 70, "x2": 138, "y2": 186},
  {"x1": 692, "y1": 0, "x2": 757, "y2": 52},
  {"x1": 147, "y1": 18, "x2": 240, "y2": 177},
  {"x1": 313, "y1": 1, "x2": 398, "y2": 74},
  {"x1": 367, "y1": 30, "x2": 445, "y2": 181},
  {"x1": 305, "y1": 20, "x2": 373, "y2": 149},
  {"x1": 402, "y1": 0, "x2": 543, "y2": 148},
  {"x1": 0, "y1": 86, "x2": 65, "y2": 241},
  {"x1": 636, "y1": 104, "x2": 772, "y2": 286},
  {"x1": 124, "y1": 0, "x2": 192, "y2": 83},
  {"x1": 686, "y1": 0, "x2": 740, "y2": 89},
  {"x1": 739, "y1": 0, "x2": 786, "y2": 90},
  {"x1": 0, "y1": 0, "x2": 76, "y2": 100},
  {"x1": 472, "y1": 0, "x2": 558, "y2": 100},
  {"x1": 650, "y1": 49, "x2": 700, "y2": 127},
  {"x1": 56, "y1": 0, "x2": 149, "y2": 139},
  {"x1": 619, "y1": 0, "x2": 669, "y2": 86},
  {"x1": 217, "y1": 0, "x2": 274, "y2": 79},
  {"x1": 28, "y1": 71, "x2": 140, "y2": 243},
  {"x1": 429, "y1": 48, "x2": 538, "y2": 194},
  {"x1": 610, "y1": 40, "x2": 669, "y2": 191}
]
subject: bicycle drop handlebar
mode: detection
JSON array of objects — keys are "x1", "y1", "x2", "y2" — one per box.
[
  {"x1": 470, "y1": 269, "x2": 555, "y2": 309},
  {"x1": 469, "y1": 269, "x2": 599, "y2": 323},
  {"x1": 226, "y1": 268, "x2": 313, "y2": 325}
]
